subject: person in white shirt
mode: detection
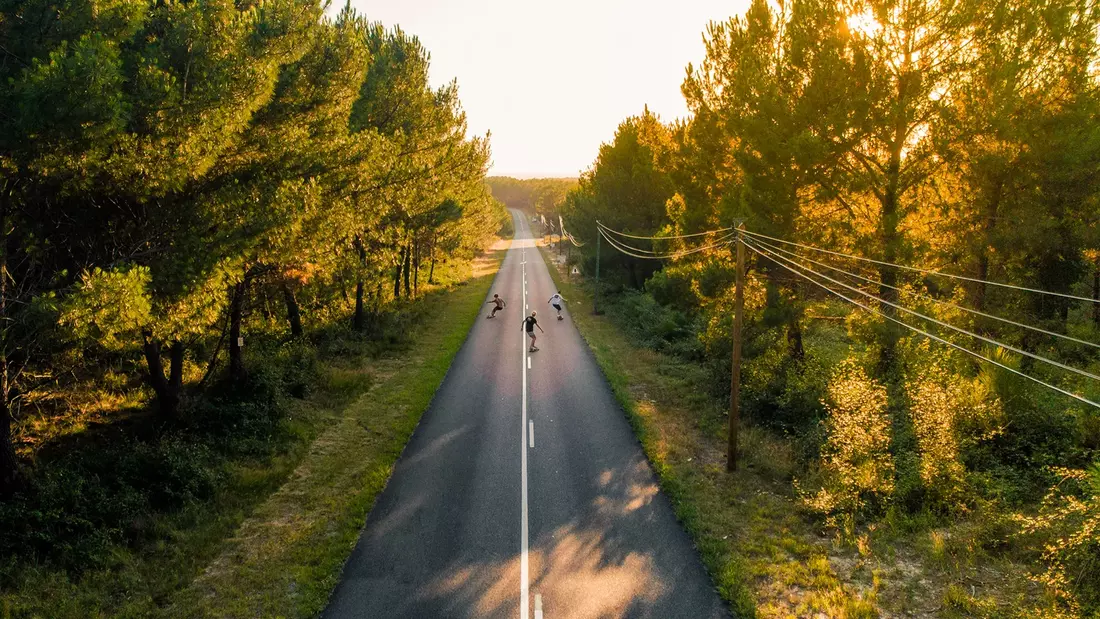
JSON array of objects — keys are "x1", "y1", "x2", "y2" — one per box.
[{"x1": 547, "y1": 292, "x2": 566, "y2": 320}]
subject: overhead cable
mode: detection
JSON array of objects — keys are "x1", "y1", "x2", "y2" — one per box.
[
  {"x1": 598, "y1": 227, "x2": 737, "y2": 260},
  {"x1": 750, "y1": 236, "x2": 1100, "y2": 352},
  {"x1": 746, "y1": 239, "x2": 1100, "y2": 384},
  {"x1": 741, "y1": 228, "x2": 1100, "y2": 304},
  {"x1": 559, "y1": 216, "x2": 585, "y2": 247},
  {"x1": 740, "y1": 240, "x2": 1100, "y2": 411},
  {"x1": 597, "y1": 220, "x2": 733, "y2": 241}
]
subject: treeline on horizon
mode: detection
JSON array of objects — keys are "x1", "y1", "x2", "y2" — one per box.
[
  {"x1": 560, "y1": 0, "x2": 1100, "y2": 612},
  {"x1": 0, "y1": 0, "x2": 505, "y2": 580},
  {"x1": 486, "y1": 176, "x2": 577, "y2": 216}
]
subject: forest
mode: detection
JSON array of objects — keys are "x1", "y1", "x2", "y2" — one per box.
[
  {"x1": 561, "y1": 0, "x2": 1100, "y2": 614},
  {"x1": 0, "y1": 0, "x2": 505, "y2": 610},
  {"x1": 486, "y1": 176, "x2": 576, "y2": 216}
]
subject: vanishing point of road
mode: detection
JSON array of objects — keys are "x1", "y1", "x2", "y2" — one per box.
[{"x1": 323, "y1": 211, "x2": 730, "y2": 618}]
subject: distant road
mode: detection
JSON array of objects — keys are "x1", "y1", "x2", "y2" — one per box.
[{"x1": 323, "y1": 211, "x2": 729, "y2": 618}]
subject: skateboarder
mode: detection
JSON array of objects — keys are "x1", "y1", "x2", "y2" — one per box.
[
  {"x1": 523, "y1": 311, "x2": 544, "y2": 352},
  {"x1": 548, "y1": 292, "x2": 566, "y2": 320},
  {"x1": 487, "y1": 294, "x2": 506, "y2": 318}
]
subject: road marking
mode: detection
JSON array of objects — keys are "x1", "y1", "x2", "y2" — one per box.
[
  {"x1": 528, "y1": 357, "x2": 532, "y2": 370},
  {"x1": 534, "y1": 594, "x2": 543, "y2": 619},
  {"x1": 529, "y1": 421, "x2": 534, "y2": 448},
  {"x1": 520, "y1": 247, "x2": 530, "y2": 619}
]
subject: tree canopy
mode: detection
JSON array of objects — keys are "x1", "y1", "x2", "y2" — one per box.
[{"x1": 0, "y1": 0, "x2": 506, "y2": 494}]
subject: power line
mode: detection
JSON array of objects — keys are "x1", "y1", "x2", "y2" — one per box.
[
  {"x1": 559, "y1": 216, "x2": 585, "y2": 247},
  {"x1": 598, "y1": 220, "x2": 733, "y2": 241},
  {"x1": 599, "y1": 227, "x2": 733, "y2": 259},
  {"x1": 741, "y1": 228, "x2": 1100, "y2": 305},
  {"x1": 598, "y1": 227, "x2": 737, "y2": 260},
  {"x1": 746, "y1": 239, "x2": 1100, "y2": 385},
  {"x1": 749, "y1": 236, "x2": 1100, "y2": 353},
  {"x1": 740, "y1": 240, "x2": 1100, "y2": 411},
  {"x1": 597, "y1": 230, "x2": 671, "y2": 256}
]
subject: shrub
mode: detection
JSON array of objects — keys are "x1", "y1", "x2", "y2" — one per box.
[
  {"x1": 1017, "y1": 463, "x2": 1100, "y2": 614},
  {"x1": 904, "y1": 363, "x2": 1003, "y2": 512},
  {"x1": 799, "y1": 358, "x2": 895, "y2": 527}
]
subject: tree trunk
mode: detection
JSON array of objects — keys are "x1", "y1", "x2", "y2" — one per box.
[
  {"x1": 628, "y1": 260, "x2": 640, "y2": 289},
  {"x1": 877, "y1": 71, "x2": 910, "y2": 368},
  {"x1": 413, "y1": 239, "x2": 420, "y2": 297},
  {"x1": 393, "y1": 246, "x2": 404, "y2": 300},
  {"x1": 169, "y1": 340, "x2": 184, "y2": 396},
  {"x1": 787, "y1": 317, "x2": 805, "y2": 361},
  {"x1": 143, "y1": 331, "x2": 179, "y2": 417},
  {"x1": 283, "y1": 283, "x2": 303, "y2": 337},
  {"x1": 229, "y1": 281, "x2": 246, "y2": 382},
  {"x1": 973, "y1": 180, "x2": 1002, "y2": 314},
  {"x1": 353, "y1": 238, "x2": 367, "y2": 330},
  {"x1": 0, "y1": 200, "x2": 18, "y2": 496},
  {"x1": 0, "y1": 369, "x2": 17, "y2": 497},
  {"x1": 426, "y1": 238, "x2": 435, "y2": 283},
  {"x1": 403, "y1": 243, "x2": 412, "y2": 299}
]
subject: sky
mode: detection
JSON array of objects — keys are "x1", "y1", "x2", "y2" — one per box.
[{"x1": 339, "y1": 0, "x2": 750, "y2": 179}]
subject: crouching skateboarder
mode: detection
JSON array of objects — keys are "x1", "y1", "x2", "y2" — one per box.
[
  {"x1": 523, "y1": 311, "x2": 545, "y2": 352},
  {"x1": 487, "y1": 294, "x2": 506, "y2": 318}
]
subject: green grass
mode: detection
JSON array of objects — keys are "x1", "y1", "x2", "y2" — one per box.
[
  {"x1": 536, "y1": 245, "x2": 1050, "y2": 619},
  {"x1": 0, "y1": 247, "x2": 505, "y2": 619}
]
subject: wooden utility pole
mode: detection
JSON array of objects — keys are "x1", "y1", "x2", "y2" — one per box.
[
  {"x1": 728, "y1": 224, "x2": 745, "y2": 472},
  {"x1": 1093, "y1": 255, "x2": 1099, "y2": 327},
  {"x1": 594, "y1": 228, "x2": 602, "y2": 315}
]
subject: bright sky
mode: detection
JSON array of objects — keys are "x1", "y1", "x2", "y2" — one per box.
[{"x1": 339, "y1": 0, "x2": 749, "y2": 178}]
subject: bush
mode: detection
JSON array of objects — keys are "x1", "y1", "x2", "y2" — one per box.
[
  {"x1": 0, "y1": 437, "x2": 221, "y2": 572},
  {"x1": 798, "y1": 358, "x2": 895, "y2": 528},
  {"x1": 606, "y1": 289, "x2": 702, "y2": 359},
  {"x1": 904, "y1": 362, "x2": 1003, "y2": 512},
  {"x1": 1017, "y1": 463, "x2": 1100, "y2": 614}
]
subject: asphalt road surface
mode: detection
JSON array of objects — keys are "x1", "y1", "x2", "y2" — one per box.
[{"x1": 323, "y1": 211, "x2": 729, "y2": 619}]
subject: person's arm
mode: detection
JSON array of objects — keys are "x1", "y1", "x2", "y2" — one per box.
[{"x1": 538, "y1": 323, "x2": 545, "y2": 333}]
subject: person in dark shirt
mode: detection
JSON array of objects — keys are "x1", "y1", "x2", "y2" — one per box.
[
  {"x1": 522, "y1": 311, "x2": 544, "y2": 352},
  {"x1": 487, "y1": 293, "x2": 506, "y2": 318}
]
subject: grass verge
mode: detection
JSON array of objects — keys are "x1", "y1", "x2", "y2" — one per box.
[
  {"x1": 537, "y1": 244, "x2": 1047, "y2": 619},
  {"x1": 0, "y1": 246, "x2": 504, "y2": 619},
  {"x1": 162, "y1": 247, "x2": 506, "y2": 617}
]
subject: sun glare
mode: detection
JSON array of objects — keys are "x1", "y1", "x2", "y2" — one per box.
[{"x1": 847, "y1": 10, "x2": 881, "y2": 37}]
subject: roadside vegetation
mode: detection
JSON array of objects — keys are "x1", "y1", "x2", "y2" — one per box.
[
  {"x1": 518, "y1": 0, "x2": 1100, "y2": 616},
  {"x1": 542, "y1": 246, "x2": 1051, "y2": 617},
  {"x1": 486, "y1": 177, "x2": 577, "y2": 219},
  {"x1": 0, "y1": 1, "x2": 506, "y2": 615}
]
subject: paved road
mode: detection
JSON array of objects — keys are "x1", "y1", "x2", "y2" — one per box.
[{"x1": 323, "y1": 211, "x2": 728, "y2": 619}]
